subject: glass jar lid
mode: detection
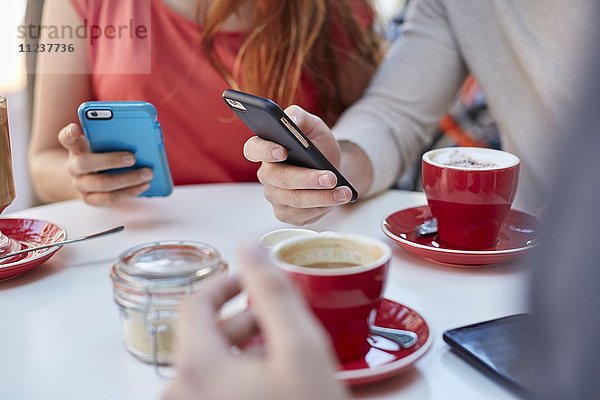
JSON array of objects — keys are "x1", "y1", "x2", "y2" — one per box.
[{"x1": 111, "y1": 241, "x2": 227, "y2": 297}]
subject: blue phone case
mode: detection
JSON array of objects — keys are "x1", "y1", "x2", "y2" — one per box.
[{"x1": 78, "y1": 101, "x2": 174, "y2": 197}]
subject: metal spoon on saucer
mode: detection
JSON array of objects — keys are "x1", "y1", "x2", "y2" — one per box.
[
  {"x1": 368, "y1": 311, "x2": 419, "y2": 349},
  {"x1": 0, "y1": 225, "x2": 125, "y2": 263},
  {"x1": 415, "y1": 218, "x2": 438, "y2": 237}
]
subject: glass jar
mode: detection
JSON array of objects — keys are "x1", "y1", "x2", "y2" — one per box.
[{"x1": 110, "y1": 241, "x2": 227, "y2": 366}]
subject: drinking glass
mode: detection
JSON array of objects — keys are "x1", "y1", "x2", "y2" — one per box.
[{"x1": 0, "y1": 96, "x2": 19, "y2": 256}]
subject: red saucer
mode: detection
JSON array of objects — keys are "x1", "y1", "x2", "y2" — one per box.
[
  {"x1": 382, "y1": 206, "x2": 539, "y2": 266},
  {"x1": 335, "y1": 299, "x2": 432, "y2": 386},
  {"x1": 0, "y1": 218, "x2": 67, "y2": 280}
]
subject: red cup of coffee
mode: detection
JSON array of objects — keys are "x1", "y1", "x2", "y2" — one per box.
[
  {"x1": 422, "y1": 147, "x2": 520, "y2": 250},
  {"x1": 271, "y1": 233, "x2": 391, "y2": 362}
]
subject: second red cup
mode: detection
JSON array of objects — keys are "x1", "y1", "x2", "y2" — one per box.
[{"x1": 422, "y1": 147, "x2": 520, "y2": 250}]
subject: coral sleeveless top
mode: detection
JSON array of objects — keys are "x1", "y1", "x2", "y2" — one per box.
[{"x1": 71, "y1": 0, "x2": 321, "y2": 185}]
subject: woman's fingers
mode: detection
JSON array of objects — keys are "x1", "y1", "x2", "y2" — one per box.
[
  {"x1": 60, "y1": 122, "x2": 137, "y2": 175},
  {"x1": 73, "y1": 168, "x2": 153, "y2": 193},
  {"x1": 59, "y1": 122, "x2": 142, "y2": 207},
  {"x1": 58, "y1": 123, "x2": 89, "y2": 156},
  {"x1": 82, "y1": 182, "x2": 151, "y2": 206},
  {"x1": 68, "y1": 151, "x2": 136, "y2": 175}
]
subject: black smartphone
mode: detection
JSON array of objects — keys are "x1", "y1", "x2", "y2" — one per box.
[
  {"x1": 222, "y1": 89, "x2": 359, "y2": 202},
  {"x1": 443, "y1": 314, "x2": 539, "y2": 395}
]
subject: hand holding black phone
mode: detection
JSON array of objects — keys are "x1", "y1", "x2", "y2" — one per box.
[{"x1": 222, "y1": 89, "x2": 359, "y2": 202}]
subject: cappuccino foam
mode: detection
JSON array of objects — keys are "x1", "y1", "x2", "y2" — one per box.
[
  {"x1": 277, "y1": 237, "x2": 382, "y2": 269},
  {"x1": 428, "y1": 148, "x2": 518, "y2": 170}
]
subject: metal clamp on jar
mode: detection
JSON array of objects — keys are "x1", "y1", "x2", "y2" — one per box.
[{"x1": 110, "y1": 241, "x2": 228, "y2": 375}]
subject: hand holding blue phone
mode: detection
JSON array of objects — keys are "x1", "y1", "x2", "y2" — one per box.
[
  {"x1": 58, "y1": 123, "x2": 153, "y2": 206},
  {"x1": 65, "y1": 101, "x2": 173, "y2": 206}
]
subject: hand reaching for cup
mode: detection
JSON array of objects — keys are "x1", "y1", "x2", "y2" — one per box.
[
  {"x1": 58, "y1": 123, "x2": 153, "y2": 206},
  {"x1": 163, "y1": 245, "x2": 349, "y2": 400},
  {"x1": 243, "y1": 106, "x2": 354, "y2": 226}
]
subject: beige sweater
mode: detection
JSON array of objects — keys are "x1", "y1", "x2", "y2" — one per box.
[{"x1": 334, "y1": 0, "x2": 593, "y2": 211}]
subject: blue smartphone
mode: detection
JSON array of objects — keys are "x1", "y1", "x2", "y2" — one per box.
[{"x1": 77, "y1": 101, "x2": 174, "y2": 197}]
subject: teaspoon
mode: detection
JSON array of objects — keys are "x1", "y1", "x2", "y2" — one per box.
[
  {"x1": 0, "y1": 225, "x2": 125, "y2": 263},
  {"x1": 368, "y1": 310, "x2": 419, "y2": 349}
]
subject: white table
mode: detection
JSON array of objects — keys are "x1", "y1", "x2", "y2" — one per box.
[{"x1": 0, "y1": 184, "x2": 529, "y2": 400}]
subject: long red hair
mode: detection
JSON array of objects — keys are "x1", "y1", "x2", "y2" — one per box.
[{"x1": 199, "y1": 1, "x2": 383, "y2": 124}]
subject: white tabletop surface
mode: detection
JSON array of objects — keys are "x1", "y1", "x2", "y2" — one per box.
[{"x1": 0, "y1": 184, "x2": 530, "y2": 400}]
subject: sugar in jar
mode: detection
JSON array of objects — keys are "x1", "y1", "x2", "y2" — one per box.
[{"x1": 110, "y1": 241, "x2": 227, "y2": 365}]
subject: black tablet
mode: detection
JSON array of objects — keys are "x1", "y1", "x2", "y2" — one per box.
[{"x1": 443, "y1": 314, "x2": 540, "y2": 395}]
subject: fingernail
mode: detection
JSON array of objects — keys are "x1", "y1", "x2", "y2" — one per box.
[
  {"x1": 140, "y1": 169, "x2": 153, "y2": 181},
  {"x1": 333, "y1": 187, "x2": 352, "y2": 203},
  {"x1": 318, "y1": 173, "x2": 334, "y2": 188},
  {"x1": 272, "y1": 148, "x2": 285, "y2": 161},
  {"x1": 67, "y1": 125, "x2": 77, "y2": 141},
  {"x1": 122, "y1": 155, "x2": 135, "y2": 165},
  {"x1": 289, "y1": 115, "x2": 299, "y2": 125}
]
